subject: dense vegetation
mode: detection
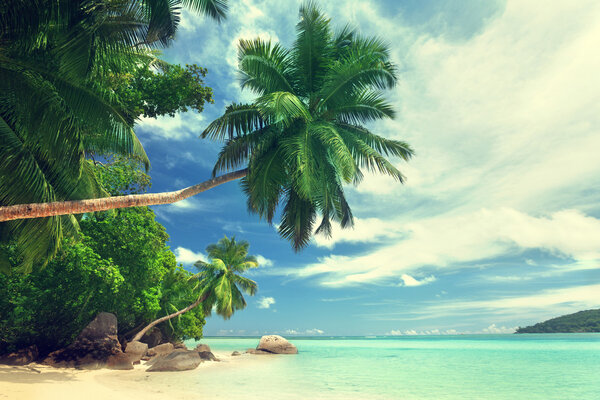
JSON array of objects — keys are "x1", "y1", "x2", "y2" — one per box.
[
  {"x1": 0, "y1": 160, "x2": 205, "y2": 355},
  {"x1": 516, "y1": 309, "x2": 600, "y2": 333}
]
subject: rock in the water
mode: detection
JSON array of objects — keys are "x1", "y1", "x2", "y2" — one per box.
[
  {"x1": 256, "y1": 335, "x2": 298, "y2": 354},
  {"x1": 42, "y1": 312, "x2": 122, "y2": 369},
  {"x1": 124, "y1": 341, "x2": 147, "y2": 363},
  {"x1": 146, "y1": 343, "x2": 174, "y2": 358},
  {"x1": 0, "y1": 345, "x2": 39, "y2": 366},
  {"x1": 195, "y1": 344, "x2": 211, "y2": 353},
  {"x1": 231, "y1": 351, "x2": 241, "y2": 356},
  {"x1": 198, "y1": 351, "x2": 219, "y2": 361},
  {"x1": 245, "y1": 348, "x2": 272, "y2": 355},
  {"x1": 106, "y1": 352, "x2": 134, "y2": 370},
  {"x1": 146, "y1": 351, "x2": 201, "y2": 372}
]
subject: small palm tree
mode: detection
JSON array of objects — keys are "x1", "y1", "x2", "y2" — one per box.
[{"x1": 132, "y1": 236, "x2": 257, "y2": 342}]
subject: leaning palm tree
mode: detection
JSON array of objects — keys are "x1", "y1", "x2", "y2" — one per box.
[
  {"x1": 0, "y1": 0, "x2": 228, "y2": 272},
  {"x1": 132, "y1": 236, "x2": 258, "y2": 342},
  {"x1": 0, "y1": 2, "x2": 412, "y2": 257}
]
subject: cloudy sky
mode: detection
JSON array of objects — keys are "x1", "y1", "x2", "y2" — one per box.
[{"x1": 135, "y1": 0, "x2": 600, "y2": 336}]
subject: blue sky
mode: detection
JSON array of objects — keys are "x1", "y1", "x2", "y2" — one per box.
[{"x1": 134, "y1": 0, "x2": 600, "y2": 336}]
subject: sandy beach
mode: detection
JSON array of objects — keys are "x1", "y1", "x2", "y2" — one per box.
[{"x1": 0, "y1": 350, "x2": 261, "y2": 400}]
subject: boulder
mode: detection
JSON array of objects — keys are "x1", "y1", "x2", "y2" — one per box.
[
  {"x1": 195, "y1": 344, "x2": 211, "y2": 352},
  {"x1": 198, "y1": 351, "x2": 218, "y2": 362},
  {"x1": 256, "y1": 335, "x2": 298, "y2": 354},
  {"x1": 124, "y1": 341, "x2": 147, "y2": 363},
  {"x1": 42, "y1": 312, "x2": 123, "y2": 369},
  {"x1": 146, "y1": 351, "x2": 201, "y2": 372},
  {"x1": 245, "y1": 348, "x2": 272, "y2": 355},
  {"x1": 106, "y1": 352, "x2": 134, "y2": 370},
  {"x1": 231, "y1": 351, "x2": 241, "y2": 356},
  {"x1": 0, "y1": 345, "x2": 39, "y2": 366},
  {"x1": 140, "y1": 328, "x2": 163, "y2": 348},
  {"x1": 146, "y1": 343, "x2": 174, "y2": 358},
  {"x1": 172, "y1": 342, "x2": 187, "y2": 350}
]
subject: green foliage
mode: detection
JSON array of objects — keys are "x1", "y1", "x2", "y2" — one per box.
[
  {"x1": 0, "y1": 0, "x2": 225, "y2": 273},
  {"x1": 0, "y1": 160, "x2": 205, "y2": 354},
  {"x1": 202, "y1": 2, "x2": 414, "y2": 250},
  {"x1": 516, "y1": 309, "x2": 600, "y2": 333},
  {"x1": 194, "y1": 236, "x2": 258, "y2": 319},
  {"x1": 113, "y1": 63, "x2": 214, "y2": 119}
]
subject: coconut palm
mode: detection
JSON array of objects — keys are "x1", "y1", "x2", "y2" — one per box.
[
  {"x1": 0, "y1": 0, "x2": 228, "y2": 272},
  {"x1": 132, "y1": 236, "x2": 257, "y2": 342},
  {"x1": 0, "y1": 1, "x2": 412, "y2": 256}
]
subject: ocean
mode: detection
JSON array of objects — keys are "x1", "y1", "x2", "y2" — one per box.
[{"x1": 163, "y1": 334, "x2": 600, "y2": 399}]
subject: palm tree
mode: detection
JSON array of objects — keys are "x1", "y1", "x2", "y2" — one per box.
[
  {"x1": 0, "y1": 2, "x2": 412, "y2": 256},
  {"x1": 132, "y1": 236, "x2": 257, "y2": 342},
  {"x1": 0, "y1": 0, "x2": 228, "y2": 272}
]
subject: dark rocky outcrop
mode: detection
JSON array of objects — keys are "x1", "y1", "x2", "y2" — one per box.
[
  {"x1": 0, "y1": 345, "x2": 39, "y2": 366},
  {"x1": 42, "y1": 312, "x2": 125, "y2": 369},
  {"x1": 256, "y1": 335, "x2": 298, "y2": 354},
  {"x1": 146, "y1": 351, "x2": 201, "y2": 372},
  {"x1": 198, "y1": 351, "x2": 218, "y2": 361},
  {"x1": 139, "y1": 328, "x2": 163, "y2": 348}
]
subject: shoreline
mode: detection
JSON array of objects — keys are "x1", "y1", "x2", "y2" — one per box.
[{"x1": 0, "y1": 350, "x2": 262, "y2": 400}]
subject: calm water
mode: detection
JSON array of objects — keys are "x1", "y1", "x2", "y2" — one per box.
[{"x1": 173, "y1": 335, "x2": 600, "y2": 399}]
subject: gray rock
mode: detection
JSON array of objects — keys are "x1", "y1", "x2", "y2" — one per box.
[
  {"x1": 124, "y1": 341, "x2": 147, "y2": 363},
  {"x1": 139, "y1": 328, "x2": 162, "y2": 348},
  {"x1": 256, "y1": 335, "x2": 298, "y2": 354},
  {"x1": 146, "y1": 351, "x2": 201, "y2": 372},
  {"x1": 77, "y1": 312, "x2": 118, "y2": 340},
  {"x1": 0, "y1": 345, "x2": 38, "y2": 366},
  {"x1": 231, "y1": 351, "x2": 241, "y2": 356},
  {"x1": 198, "y1": 351, "x2": 219, "y2": 361},
  {"x1": 195, "y1": 344, "x2": 211, "y2": 352},
  {"x1": 146, "y1": 342, "x2": 174, "y2": 357},
  {"x1": 106, "y1": 352, "x2": 134, "y2": 370},
  {"x1": 245, "y1": 348, "x2": 272, "y2": 355}
]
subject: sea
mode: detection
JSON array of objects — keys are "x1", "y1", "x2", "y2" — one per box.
[{"x1": 160, "y1": 334, "x2": 600, "y2": 399}]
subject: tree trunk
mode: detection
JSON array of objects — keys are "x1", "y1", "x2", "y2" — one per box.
[
  {"x1": 132, "y1": 291, "x2": 210, "y2": 343},
  {"x1": 0, "y1": 169, "x2": 248, "y2": 222}
]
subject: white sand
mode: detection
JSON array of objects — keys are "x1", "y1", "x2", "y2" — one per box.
[{"x1": 0, "y1": 351, "x2": 260, "y2": 400}]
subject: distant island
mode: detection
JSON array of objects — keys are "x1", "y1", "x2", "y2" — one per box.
[{"x1": 516, "y1": 309, "x2": 600, "y2": 333}]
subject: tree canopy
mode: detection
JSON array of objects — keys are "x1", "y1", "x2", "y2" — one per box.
[{"x1": 202, "y1": 2, "x2": 414, "y2": 249}]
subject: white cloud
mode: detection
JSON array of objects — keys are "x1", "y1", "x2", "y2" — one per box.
[
  {"x1": 399, "y1": 274, "x2": 437, "y2": 287},
  {"x1": 284, "y1": 328, "x2": 324, "y2": 335},
  {"x1": 257, "y1": 296, "x2": 276, "y2": 309},
  {"x1": 155, "y1": 198, "x2": 207, "y2": 216},
  {"x1": 174, "y1": 246, "x2": 207, "y2": 265},
  {"x1": 281, "y1": 208, "x2": 600, "y2": 286},
  {"x1": 482, "y1": 324, "x2": 516, "y2": 334},
  {"x1": 136, "y1": 112, "x2": 204, "y2": 141},
  {"x1": 256, "y1": 255, "x2": 273, "y2": 267}
]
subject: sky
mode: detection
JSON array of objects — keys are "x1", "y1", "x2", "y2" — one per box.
[{"x1": 133, "y1": 0, "x2": 600, "y2": 336}]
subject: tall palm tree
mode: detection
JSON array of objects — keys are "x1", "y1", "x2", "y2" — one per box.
[
  {"x1": 0, "y1": 2, "x2": 412, "y2": 257},
  {"x1": 132, "y1": 236, "x2": 257, "y2": 342},
  {"x1": 0, "y1": 0, "x2": 228, "y2": 272}
]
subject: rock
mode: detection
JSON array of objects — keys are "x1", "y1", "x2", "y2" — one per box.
[
  {"x1": 124, "y1": 341, "x2": 147, "y2": 363},
  {"x1": 146, "y1": 343, "x2": 174, "y2": 358},
  {"x1": 106, "y1": 352, "x2": 134, "y2": 370},
  {"x1": 245, "y1": 348, "x2": 272, "y2": 355},
  {"x1": 256, "y1": 335, "x2": 298, "y2": 354},
  {"x1": 146, "y1": 351, "x2": 201, "y2": 372},
  {"x1": 140, "y1": 328, "x2": 162, "y2": 348},
  {"x1": 42, "y1": 312, "x2": 123, "y2": 369},
  {"x1": 195, "y1": 344, "x2": 211, "y2": 352},
  {"x1": 0, "y1": 345, "x2": 39, "y2": 366},
  {"x1": 172, "y1": 342, "x2": 187, "y2": 350},
  {"x1": 231, "y1": 351, "x2": 241, "y2": 356},
  {"x1": 198, "y1": 351, "x2": 218, "y2": 361}
]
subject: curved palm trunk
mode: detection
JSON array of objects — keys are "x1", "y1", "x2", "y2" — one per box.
[
  {"x1": 0, "y1": 169, "x2": 247, "y2": 222},
  {"x1": 132, "y1": 291, "x2": 210, "y2": 343}
]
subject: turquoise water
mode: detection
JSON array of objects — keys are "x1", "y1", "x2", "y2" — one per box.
[{"x1": 175, "y1": 335, "x2": 600, "y2": 399}]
